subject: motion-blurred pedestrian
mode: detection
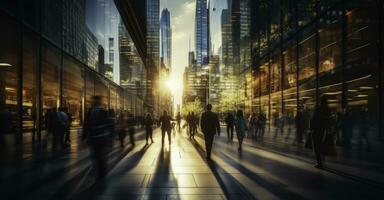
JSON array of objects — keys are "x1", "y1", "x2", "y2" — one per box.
[
  {"x1": 83, "y1": 96, "x2": 113, "y2": 180},
  {"x1": 235, "y1": 110, "x2": 248, "y2": 152}
]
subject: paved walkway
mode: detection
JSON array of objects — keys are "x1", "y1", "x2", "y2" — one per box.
[{"x1": 75, "y1": 128, "x2": 384, "y2": 200}]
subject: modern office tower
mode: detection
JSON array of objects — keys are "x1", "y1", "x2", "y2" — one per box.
[
  {"x1": 0, "y1": 0, "x2": 147, "y2": 142},
  {"x1": 221, "y1": 8, "x2": 233, "y2": 76},
  {"x1": 160, "y1": 8, "x2": 172, "y2": 69},
  {"x1": 85, "y1": 0, "x2": 121, "y2": 82},
  {"x1": 188, "y1": 51, "x2": 195, "y2": 66},
  {"x1": 119, "y1": 21, "x2": 146, "y2": 98},
  {"x1": 195, "y1": 0, "x2": 209, "y2": 66}
]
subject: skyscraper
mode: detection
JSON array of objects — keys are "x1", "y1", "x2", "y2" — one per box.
[
  {"x1": 195, "y1": 0, "x2": 209, "y2": 66},
  {"x1": 160, "y1": 8, "x2": 172, "y2": 69},
  {"x1": 146, "y1": 0, "x2": 160, "y2": 114}
]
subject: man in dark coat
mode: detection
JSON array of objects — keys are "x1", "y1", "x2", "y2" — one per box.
[
  {"x1": 225, "y1": 112, "x2": 235, "y2": 142},
  {"x1": 83, "y1": 96, "x2": 113, "y2": 180},
  {"x1": 200, "y1": 104, "x2": 220, "y2": 159},
  {"x1": 160, "y1": 110, "x2": 173, "y2": 146}
]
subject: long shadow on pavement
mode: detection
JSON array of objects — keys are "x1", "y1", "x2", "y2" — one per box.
[{"x1": 190, "y1": 138, "x2": 255, "y2": 200}]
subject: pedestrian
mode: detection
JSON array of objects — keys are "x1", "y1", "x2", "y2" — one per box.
[
  {"x1": 57, "y1": 107, "x2": 69, "y2": 149},
  {"x1": 145, "y1": 113, "x2": 154, "y2": 144},
  {"x1": 176, "y1": 112, "x2": 182, "y2": 130},
  {"x1": 191, "y1": 112, "x2": 197, "y2": 138},
  {"x1": 127, "y1": 112, "x2": 136, "y2": 146},
  {"x1": 258, "y1": 113, "x2": 266, "y2": 137},
  {"x1": 83, "y1": 96, "x2": 113, "y2": 180},
  {"x1": 160, "y1": 110, "x2": 172, "y2": 146},
  {"x1": 311, "y1": 95, "x2": 331, "y2": 168},
  {"x1": 249, "y1": 112, "x2": 258, "y2": 138},
  {"x1": 187, "y1": 112, "x2": 192, "y2": 136},
  {"x1": 63, "y1": 107, "x2": 72, "y2": 146},
  {"x1": 200, "y1": 104, "x2": 220, "y2": 160},
  {"x1": 117, "y1": 111, "x2": 127, "y2": 148},
  {"x1": 225, "y1": 112, "x2": 235, "y2": 142},
  {"x1": 295, "y1": 110, "x2": 304, "y2": 144},
  {"x1": 235, "y1": 110, "x2": 248, "y2": 152}
]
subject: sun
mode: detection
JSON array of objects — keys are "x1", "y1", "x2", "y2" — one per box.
[{"x1": 166, "y1": 77, "x2": 181, "y2": 95}]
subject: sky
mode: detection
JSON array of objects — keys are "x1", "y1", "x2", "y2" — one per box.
[{"x1": 160, "y1": 0, "x2": 227, "y2": 111}]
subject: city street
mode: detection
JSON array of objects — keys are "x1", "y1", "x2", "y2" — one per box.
[{"x1": 75, "y1": 127, "x2": 384, "y2": 200}]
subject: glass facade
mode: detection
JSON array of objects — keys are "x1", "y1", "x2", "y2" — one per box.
[
  {"x1": 251, "y1": 0, "x2": 383, "y2": 181},
  {"x1": 0, "y1": 0, "x2": 145, "y2": 143}
]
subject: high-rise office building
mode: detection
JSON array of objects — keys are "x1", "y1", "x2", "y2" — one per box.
[
  {"x1": 221, "y1": 8, "x2": 233, "y2": 76},
  {"x1": 160, "y1": 8, "x2": 172, "y2": 69},
  {"x1": 146, "y1": 0, "x2": 160, "y2": 115},
  {"x1": 195, "y1": 0, "x2": 209, "y2": 66}
]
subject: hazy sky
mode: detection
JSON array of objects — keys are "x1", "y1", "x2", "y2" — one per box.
[{"x1": 160, "y1": 0, "x2": 227, "y2": 110}]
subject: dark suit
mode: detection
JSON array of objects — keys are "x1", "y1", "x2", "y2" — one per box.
[{"x1": 200, "y1": 111, "x2": 220, "y2": 158}]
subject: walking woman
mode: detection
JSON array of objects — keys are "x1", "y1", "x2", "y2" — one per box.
[
  {"x1": 145, "y1": 113, "x2": 154, "y2": 145},
  {"x1": 311, "y1": 95, "x2": 331, "y2": 168},
  {"x1": 235, "y1": 110, "x2": 248, "y2": 152}
]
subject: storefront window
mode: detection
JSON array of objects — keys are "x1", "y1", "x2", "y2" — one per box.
[
  {"x1": 345, "y1": 0, "x2": 380, "y2": 147},
  {"x1": 0, "y1": 12, "x2": 19, "y2": 134},
  {"x1": 63, "y1": 56, "x2": 84, "y2": 126},
  {"x1": 270, "y1": 51, "x2": 282, "y2": 125},
  {"x1": 95, "y1": 76, "x2": 108, "y2": 108},
  {"x1": 283, "y1": 40, "x2": 298, "y2": 117},
  {"x1": 85, "y1": 70, "x2": 95, "y2": 112},
  {"x1": 318, "y1": 5, "x2": 343, "y2": 112},
  {"x1": 260, "y1": 59, "x2": 270, "y2": 119},
  {"x1": 298, "y1": 25, "x2": 316, "y2": 113},
  {"x1": 22, "y1": 30, "x2": 38, "y2": 132},
  {"x1": 42, "y1": 42, "x2": 60, "y2": 114}
]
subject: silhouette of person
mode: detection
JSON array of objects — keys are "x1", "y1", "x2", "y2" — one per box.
[
  {"x1": 126, "y1": 112, "x2": 136, "y2": 146},
  {"x1": 57, "y1": 107, "x2": 69, "y2": 149},
  {"x1": 190, "y1": 112, "x2": 197, "y2": 138},
  {"x1": 63, "y1": 107, "x2": 72, "y2": 146},
  {"x1": 295, "y1": 109, "x2": 304, "y2": 144},
  {"x1": 145, "y1": 113, "x2": 154, "y2": 144},
  {"x1": 160, "y1": 110, "x2": 173, "y2": 146},
  {"x1": 176, "y1": 112, "x2": 181, "y2": 130},
  {"x1": 225, "y1": 112, "x2": 235, "y2": 142},
  {"x1": 200, "y1": 104, "x2": 220, "y2": 159},
  {"x1": 311, "y1": 95, "x2": 331, "y2": 168},
  {"x1": 117, "y1": 111, "x2": 127, "y2": 148},
  {"x1": 187, "y1": 112, "x2": 192, "y2": 136},
  {"x1": 83, "y1": 96, "x2": 113, "y2": 179},
  {"x1": 235, "y1": 110, "x2": 248, "y2": 152}
]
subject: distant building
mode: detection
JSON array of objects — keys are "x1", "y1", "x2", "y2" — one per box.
[
  {"x1": 160, "y1": 8, "x2": 172, "y2": 69},
  {"x1": 195, "y1": 0, "x2": 209, "y2": 66}
]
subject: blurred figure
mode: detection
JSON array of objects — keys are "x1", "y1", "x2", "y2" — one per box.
[
  {"x1": 176, "y1": 112, "x2": 181, "y2": 130},
  {"x1": 145, "y1": 113, "x2": 154, "y2": 144},
  {"x1": 160, "y1": 110, "x2": 172, "y2": 146},
  {"x1": 311, "y1": 96, "x2": 331, "y2": 168},
  {"x1": 200, "y1": 104, "x2": 220, "y2": 159},
  {"x1": 191, "y1": 112, "x2": 198, "y2": 138},
  {"x1": 0, "y1": 108, "x2": 13, "y2": 148},
  {"x1": 117, "y1": 111, "x2": 127, "y2": 148},
  {"x1": 225, "y1": 112, "x2": 235, "y2": 142},
  {"x1": 56, "y1": 107, "x2": 69, "y2": 149},
  {"x1": 83, "y1": 96, "x2": 113, "y2": 180},
  {"x1": 187, "y1": 112, "x2": 192, "y2": 136},
  {"x1": 295, "y1": 110, "x2": 304, "y2": 144},
  {"x1": 127, "y1": 112, "x2": 136, "y2": 146},
  {"x1": 358, "y1": 108, "x2": 371, "y2": 151},
  {"x1": 249, "y1": 112, "x2": 258, "y2": 138},
  {"x1": 257, "y1": 113, "x2": 266, "y2": 137},
  {"x1": 235, "y1": 110, "x2": 248, "y2": 152},
  {"x1": 63, "y1": 107, "x2": 72, "y2": 146}
]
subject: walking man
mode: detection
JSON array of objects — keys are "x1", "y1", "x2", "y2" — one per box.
[
  {"x1": 225, "y1": 112, "x2": 235, "y2": 142},
  {"x1": 200, "y1": 104, "x2": 220, "y2": 160},
  {"x1": 160, "y1": 110, "x2": 173, "y2": 146},
  {"x1": 83, "y1": 96, "x2": 113, "y2": 180}
]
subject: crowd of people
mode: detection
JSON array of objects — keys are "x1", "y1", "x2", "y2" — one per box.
[{"x1": 36, "y1": 94, "x2": 374, "y2": 180}]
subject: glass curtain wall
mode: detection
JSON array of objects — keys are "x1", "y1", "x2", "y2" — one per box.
[
  {"x1": 0, "y1": 0, "x2": 144, "y2": 144},
  {"x1": 251, "y1": 0, "x2": 384, "y2": 183}
]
